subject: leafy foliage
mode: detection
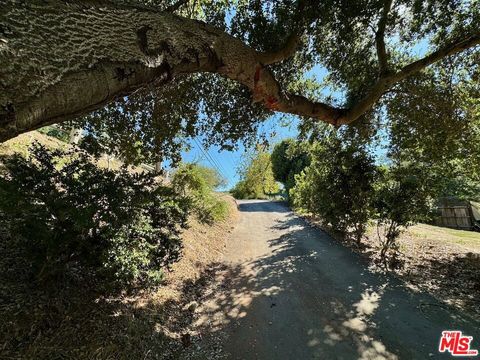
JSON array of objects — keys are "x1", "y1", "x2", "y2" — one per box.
[
  {"x1": 386, "y1": 57, "x2": 480, "y2": 202},
  {"x1": 64, "y1": 0, "x2": 478, "y2": 166},
  {"x1": 171, "y1": 162, "x2": 229, "y2": 223},
  {"x1": 271, "y1": 139, "x2": 310, "y2": 197},
  {"x1": 231, "y1": 149, "x2": 280, "y2": 199},
  {"x1": 291, "y1": 135, "x2": 377, "y2": 243},
  {"x1": 374, "y1": 163, "x2": 433, "y2": 260},
  {"x1": 37, "y1": 125, "x2": 70, "y2": 143},
  {"x1": 75, "y1": 74, "x2": 270, "y2": 165},
  {"x1": 0, "y1": 143, "x2": 190, "y2": 287}
]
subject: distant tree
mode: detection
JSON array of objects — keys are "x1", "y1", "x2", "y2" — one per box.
[
  {"x1": 172, "y1": 163, "x2": 226, "y2": 193},
  {"x1": 271, "y1": 139, "x2": 310, "y2": 197},
  {"x1": 232, "y1": 150, "x2": 279, "y2": 199}
]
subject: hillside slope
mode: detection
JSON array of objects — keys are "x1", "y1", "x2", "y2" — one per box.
[{"x1": 0, "y1": 131, "x2": 240, "y2": 359}]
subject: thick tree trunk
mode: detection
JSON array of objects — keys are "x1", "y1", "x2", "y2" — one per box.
[
  {"x1": 1, "y1": 1, "x2": 478, "y2": 142},
  {"x1": 0, "y1": 0, "x2": 345, "y2": 142},
  {"x1": 0, "y1": 1, "x2": 228, "y2": 140}
]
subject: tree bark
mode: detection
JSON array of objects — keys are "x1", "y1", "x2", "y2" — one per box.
[
  {"x1": 0, "y1": 0, "x2": 226, "y2": 141},
  {"x1": 0, "y1": 0, "x2": 478, "y2": 142}
]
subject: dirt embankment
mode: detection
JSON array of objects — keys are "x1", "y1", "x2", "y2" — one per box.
[
  {"x1": 0, "y1": 193, "x2": 239, "y2": 359},
  {"x1": 159, "y1": 195, "x2": 239, "y2": 300}
]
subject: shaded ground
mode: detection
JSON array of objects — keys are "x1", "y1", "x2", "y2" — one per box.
[
  {"x1": 357, "y1": 223, "x2": 480, "y2": 317},
  {"x1": 2, "y1": 198, "x2": 479, "y2": 359},
  {"x1": 186, "y1": 200, "x2": 480, "y2": 360},
  {"x1": 0, "y1": 197, "x2": 238, "y2": 359},
  {"x1": 303, "y1": 214, "x2": 480, "y2": 319}
]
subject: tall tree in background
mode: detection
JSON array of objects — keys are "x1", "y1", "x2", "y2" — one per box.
[
  {"x1": 271, "y1": 138, "x2": 310, "y2": 197},
  {"x1": 232, "y1": 149, "x2": 279, "y2": 199},
  {"x1": 0, "y1": 0, "x2": 479, "y2": 163},
  {"x1": 386, "y1": 56, "x2": 480, "y2": 200}
]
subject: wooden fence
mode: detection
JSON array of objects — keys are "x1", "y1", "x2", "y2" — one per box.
[{"x1": 437, "y1": 205, "x2": 473, "y2": 230}]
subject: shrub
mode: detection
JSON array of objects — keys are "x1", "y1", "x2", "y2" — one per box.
[
  {"x1": 37, "y1": 125, "x2": 70, "y2": 143},
  {"x1": 0, "y1": 143, "x2": 190, "y2": 287},
  {"x1": 171, "y1": 163, "x2": 229, "y2": 223},
  {"x1": 291, "y1": 137, "x2": 377, "y2": 244},
  {"x1": 374, "y1": 164, "x2": 432, "y2": 262}
]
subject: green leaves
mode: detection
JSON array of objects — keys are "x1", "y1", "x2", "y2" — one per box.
[
  {"x1": 231, "y1": 149, "x2": 280, "y2": 199},
  {"x1": 68, "y1": 0, "x2": 477, "y2": 169},
  {"x1": 291, "y1": 134, "x2": 377, "y2": 243},
  {"x1": 0, "y1": 143, "x2": 190, "y2": 287},
  {"x1": 171, "y1": 162, "x2": 229, "y2": 223},
  {"x1": 271, "y1": 138, "x2": 310, "y2": 196}
]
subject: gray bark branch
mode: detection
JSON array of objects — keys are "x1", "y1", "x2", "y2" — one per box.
[
  {"x1": 257, "y1": 34, "x2": 301, "y2": 65},
  {"x1": 375, "y1": 0, "x2": 393, "y2": 76},
  {"x1": 0, "y1": 0, "x2": 478, "y2": 141}
]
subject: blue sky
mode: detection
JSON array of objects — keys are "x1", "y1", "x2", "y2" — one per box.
[
  {"x1": 178, "y1": 63, "x2": 371, "y2": 191},
  {"x1": 177, "y1": 11, "x2": 431, "y2": 191},
  {"x1": 178, "y1": 64, "x2": 338, "y2": 191},
  {"x1": 177, "y1": 9, "x2": 334, "y2": 191},
  {"x1": 179, "y1": 114, "x2": 300, "y2": 191}
]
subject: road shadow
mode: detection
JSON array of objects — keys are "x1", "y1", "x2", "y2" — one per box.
[
  {"x1": 189, "y1": 202, "x2": 480, "y2": 359},
  {"x1": 2, "y1": 201, "x2": 478, "y2": 359},
  {"x1": 237, "y1": 200, "x2": 291, "y2": 213}
]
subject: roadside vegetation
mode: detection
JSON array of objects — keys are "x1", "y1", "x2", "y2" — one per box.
[
  {"x1": 1, "y1": 0, "x2": 479, "y2": 356},
  {"x1": 229, "y1": 63, "x2": 480, "y2": 315},
  {"x1": 172, "y1": 163, "x2": 230, "y2": 224},
  {"x1": 0, "y1": 131, "x2": 235, "y2": 358},
  {"x1": 259, "y1": 58, "x2": 480, "y2": 266},
  {"x1": 231, "y1": 148, "x2": 280, "y2": 199}
]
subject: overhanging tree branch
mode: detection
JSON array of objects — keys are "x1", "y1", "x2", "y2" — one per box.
[
  {"x1": 341, "y1": 32, "x2": 480, "y2": 124},
  {"x1": 257, "y1": 34, "x2": 301, "y2": 65},
  {"x1": 0, "y1": 0, "x2": 479, "y2": 141},
  {"x1": 375, "y1": 0, "x2": 393, "y2": 76},
  {"x1": 393, "y1": 33, "x2": 480, "y2": 81}
]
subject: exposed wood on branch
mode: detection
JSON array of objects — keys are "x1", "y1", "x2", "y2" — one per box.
[{"x1": 0, "y1": 0, "x2": 478, "y2": 141}]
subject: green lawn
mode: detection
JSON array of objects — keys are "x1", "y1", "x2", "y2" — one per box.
[{"x1": 409, "y1": 223, "x2": 480, "y2": 251}]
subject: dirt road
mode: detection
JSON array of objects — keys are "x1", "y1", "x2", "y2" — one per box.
[{"x1": 193, "y1": 200, "x2": 479, "y2": 360}]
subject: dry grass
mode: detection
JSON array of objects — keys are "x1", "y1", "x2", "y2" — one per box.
[
  {"x1": 303, "y1": 214, "x2": 480, "y2": 319},
  {"x1": 0, "y1": 197, "x2": 239, "y2": 359},
  {"x1": 152, "y1": 195, "x2": 239, "y2": 304},
  {"x1": 362, "y1": 223, "x2": 480, "y2": 318},
  {"x1": 0, "y1": 130, "x2": 68, "y2": 157},
  {"x1": 0, "y1": 130, "x2": 128, "y2": 172},
  {"x1": 408, "y1": 223, "x2": 480, "y2": 251},
  {"x1": 0, "y1": 131, "x2": 240, "y2": 359}
]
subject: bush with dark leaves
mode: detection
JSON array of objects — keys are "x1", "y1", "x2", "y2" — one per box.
[{"x1": 0, "y1": 143, "x2": 190, "y2": 287}]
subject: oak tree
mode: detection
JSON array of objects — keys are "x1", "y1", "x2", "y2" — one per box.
[{"x1": 1, "y1": 0, "x2": 478, "y2": 161}]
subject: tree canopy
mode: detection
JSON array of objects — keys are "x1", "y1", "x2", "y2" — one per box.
[
  {"x1": 0, "y1": 0, "x2": 478, "y2": 163},
  {"x1": 232, "y1": 149, "x2": 279, "y2": 199},
  {"x1": 271, "y1": 138, "x2": 310, "y2": 195}
]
